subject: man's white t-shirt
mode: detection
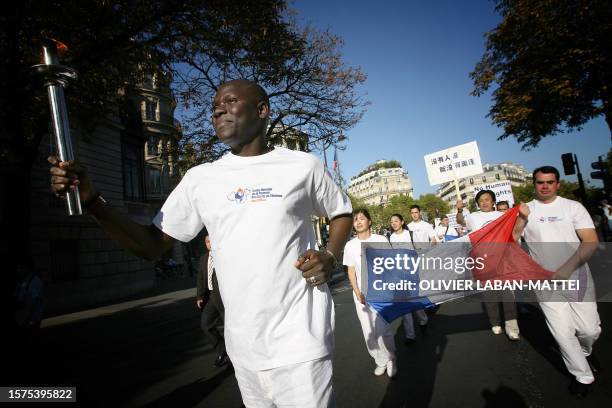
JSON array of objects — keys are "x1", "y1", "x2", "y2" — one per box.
[
  {"x1": 407, "y1": 220, "x2": 436, "y2": 243},
  {"x1": 522, "y1": 196, "x2": 594, "y2": 271},
  {"x1": 343, "y1": 234, "x2": 388, "y2": 296},
  {"x1": 465, "y1": 211, "x2": 504, "y2": 232},
  {"x1": 153, "y1": 147, "x2": 352, "y2": 371},
  {"x1": 434, "y1": 224, "x2": 459, "y2": 241}
]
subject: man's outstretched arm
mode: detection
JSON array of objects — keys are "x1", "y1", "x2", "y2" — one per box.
[{"x1": 49, "y1": 156, "x2": 175, "y2": 260}]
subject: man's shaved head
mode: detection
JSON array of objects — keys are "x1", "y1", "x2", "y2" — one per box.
[
  {"x1": 212, "y1": 79, "x2": 271, "y2": 152},
  {"x1": 218, "y1": 79, "x2": 269, "y2": 106}
]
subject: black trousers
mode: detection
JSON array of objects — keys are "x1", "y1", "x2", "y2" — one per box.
[{"x1": 200, "y1": 280, "x2": 226, "y2": 355}]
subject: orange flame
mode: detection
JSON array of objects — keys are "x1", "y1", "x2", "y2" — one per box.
[{"x1": 51, "y1": 38, "x2": 69, "y2": 55}]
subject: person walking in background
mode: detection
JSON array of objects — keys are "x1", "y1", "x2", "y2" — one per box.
[
  {"x1": 389, "y1": 213, "x2": 428, "y2": 343},
  {"x1": 14, "y1": 258, "x2": 44, "y2": 345},
  {"x1": 457, "y1": 190, "x2": 520, "y2": 341},
  {"x1": 434, "y1": 215, "x2": 460, "y2": 242},
  {"x1": 197, "y1": 232, "x2": 229, "y2": 368},
  {"x1": 496, "y1": 201, "x2": 510, "y2": 212},
  {"x1": 344, "y1": 209, "x2": 397, "y2": 378}
]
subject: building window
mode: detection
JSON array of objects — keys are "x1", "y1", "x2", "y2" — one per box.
[
  {"x1": 143, "y1": 72, "x2": 156, "y2": 89},
  {"x1": 147, "y1": 135, "x2": 159, "y2": 156},
  {"x1": 495, "y1": 173, "x2": 500, "y2": 180},
  {"x1": 482, "y1": 176, "x2": 487, "y2": 182},
  {"x1": 146, "y1": 166, "x2": 162, "y2": 194},
  {"x1": 122, "y1": 138, "x2": 145, "y2": 201},
  {"x1": 144, "y1": 99, "x2": 158, "y2": 121},
  {"x1": 469, "y1": 178, "x2": 474, "y2": 185}
]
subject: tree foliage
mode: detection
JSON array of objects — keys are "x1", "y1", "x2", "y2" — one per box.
[
  {"x1": 1, "y1": 0, "x2": 367, "y2": 166},
  {"x1": 471, "y1": 0, "x2": 612, "y2": 149},
  {"x1": 512, "y1": 180, "x2": 603, "y2": 204},
  {"x1": 175, "y1": 25, "x2": 368, "y2": 166}
]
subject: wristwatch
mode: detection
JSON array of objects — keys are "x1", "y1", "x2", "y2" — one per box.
[{"x1": 322, "y1": 248, "x2": 338, "y2": 268}]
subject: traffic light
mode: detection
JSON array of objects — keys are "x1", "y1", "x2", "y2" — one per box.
[
  {"x1": 591, "y1": 157, "x2": 607, "y2": 180},
  {"x1": 561, "y1": 153, "x2": 576, "y2": 175}
]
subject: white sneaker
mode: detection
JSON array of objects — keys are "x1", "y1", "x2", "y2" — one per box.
[
  {"x1": 374, "y1": 365, "x2": 386, "y2": 376},
  {"x1": 491, "y1": 325, "x2": 503, "y2": 335},
  {"x1": 505, "y1": 319, "x2": 520, "y2": 341},
  {"x1": 386, "y1": 360, "x2": 397, "y2": 378}
]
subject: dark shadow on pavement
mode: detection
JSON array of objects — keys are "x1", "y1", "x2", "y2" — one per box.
[
  {"x1": 20, "y1": 296, "x2": 239, "y2": 407},
  {"x1": 481, "y1": 385, "x2": 528, "y2": 408},
  {"x1": 514, "y1": 303, "x2": 571, "y2": 379},
  {"x1": 378, "y1": 312, "x2": 489, "y2": 408},
  {"x1": 145, "y1": 366, "x2": 235, "y2": 408}
]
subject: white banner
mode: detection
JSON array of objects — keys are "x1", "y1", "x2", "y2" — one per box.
[
  {"x1": 424, "y1": 141, "x2": 484, "y2": 186},
  {"x1": 472, "y1": 180, "x2": 515, "y2": 208},
  {"x1": 445, "y1": 212, "x2": 465, "y2": 230}
]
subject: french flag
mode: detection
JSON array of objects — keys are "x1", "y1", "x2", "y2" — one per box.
[
  {"x1": 364, "y1": 207, "x2": 553, "y2": 324},
  {"x1": 333, "y1": 148, "x2": 338, "y2": 172}
]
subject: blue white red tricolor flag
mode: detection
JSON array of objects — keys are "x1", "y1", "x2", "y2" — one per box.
[
  {"x1": 363, "y1": 207, "x2": 553, "y2": 323},
  {"x1": 333, "y1": 148, "x2": 338, "y2": 172}
]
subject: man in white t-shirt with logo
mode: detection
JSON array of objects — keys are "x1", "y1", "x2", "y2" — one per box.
[
  {"x1": 49, "y1": 79, "x2": 353, "y2": 407},
  {"x1": 514, "y1": 166, "x2": 601, "y2": 398}
]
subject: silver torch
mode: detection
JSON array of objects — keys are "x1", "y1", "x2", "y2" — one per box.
[{"x1": 31, "y1": 39, "x2": 82, "y2": 215}]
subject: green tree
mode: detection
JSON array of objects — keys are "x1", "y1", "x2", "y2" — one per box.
[
  {"x1": 511, "y1": 184, "x2": 534, "y2": 204},
  {"x1": 468, "y1": 198, "x2": 478, "y2": 213},
  {"x1": 417, "y1": 193, "x2": 450, "y2": 223},
  {"x1": 471, "y1": 0, "x2": 612, "y2": 148},
  {"x1": 384, "y1": 194, "x2": 417, "y2": 222},
  {"x1": 513, "y1": 180, "x2": 584, "y2": 203},
  {"x1": 348, "y1": 193, "x2": 368, "y2": 212}
]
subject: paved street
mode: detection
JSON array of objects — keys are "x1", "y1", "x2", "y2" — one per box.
[{"x1": 18, "y1": 278, "x2": 612, "y2": 407}]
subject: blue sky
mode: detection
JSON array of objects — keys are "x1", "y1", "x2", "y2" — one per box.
[{"x1": 292, "y1": 0, "x2": 611, "y2": 196}]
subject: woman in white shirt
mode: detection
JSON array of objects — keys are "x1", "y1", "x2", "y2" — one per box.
[
  {"x1": 456, "y1": 190, "x2": 520, "y2": 341},
  {"x1": 388, "y1": 213, "x2": 429, "y2": 343},
  {"x1": 343, "y1": 209, "x2": 397, "y2": 377}
]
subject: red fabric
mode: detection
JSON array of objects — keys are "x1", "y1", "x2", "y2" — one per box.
[{"x1": 468, "y1": 207, "x2": 553, "y2": 282}]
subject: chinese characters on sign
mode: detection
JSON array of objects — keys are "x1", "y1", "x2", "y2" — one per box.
[{"x1": 424, "y1": 141, "x2": 484, "y2": 185}]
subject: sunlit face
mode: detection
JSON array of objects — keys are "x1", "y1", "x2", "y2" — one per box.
[
  {"x1": 440, "y1": 217, "x2": 449, "y2": 226},
  {"x1": 205, "y1": 236, "x2": 212, "y2": 251},
  {"x1": 390, "y1": 216, "x2": 404, "y2": 232},
  {"x1": 211, "y1": 81, "x2": 268, "y2": 149},
  {"x1": 496, "y1": 203, "x2": 509, "y2": 212},
  {"x1": 534, "y1": 171, "x2": 560, "y2": 202},
  {"x1": 410, "y1": 208, "x2": 421, "y2": 222},
  {"x1": 477, "y1": 193, "x2": 495, "y2": 212},
  {"x1": 353, "y1": 213, "x2": 371, "y2": 233}
]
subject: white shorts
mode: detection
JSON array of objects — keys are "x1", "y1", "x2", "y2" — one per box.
[{"x1": 233, "y1": 356, "x2": 335, "y2": 408}]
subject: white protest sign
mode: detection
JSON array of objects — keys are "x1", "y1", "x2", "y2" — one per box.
[
  {"x1": 446, "y1": 212, "x2": 462, "y2": 229},
  {"x1": 472, "y1": 180, "x2": 515, "y2": 208},
  {"x1": 424, "y1": 141, "x2": 484, "y2": 186}
]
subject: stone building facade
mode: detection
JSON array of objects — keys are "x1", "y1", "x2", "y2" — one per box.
[
  {"x1": 29, "y1": 71, "x2": 181, "y2": 315},
  {"x1": 347, "y1": 160, "x2": 413, "y2": 207}
]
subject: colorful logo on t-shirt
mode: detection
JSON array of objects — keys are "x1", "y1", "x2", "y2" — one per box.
[
  {"x1": 227, "y1": 187, "x2": 251, "y2": 203},
  {"x1": 227, "y1": 187, "x2": 283, "y2": 204}
]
